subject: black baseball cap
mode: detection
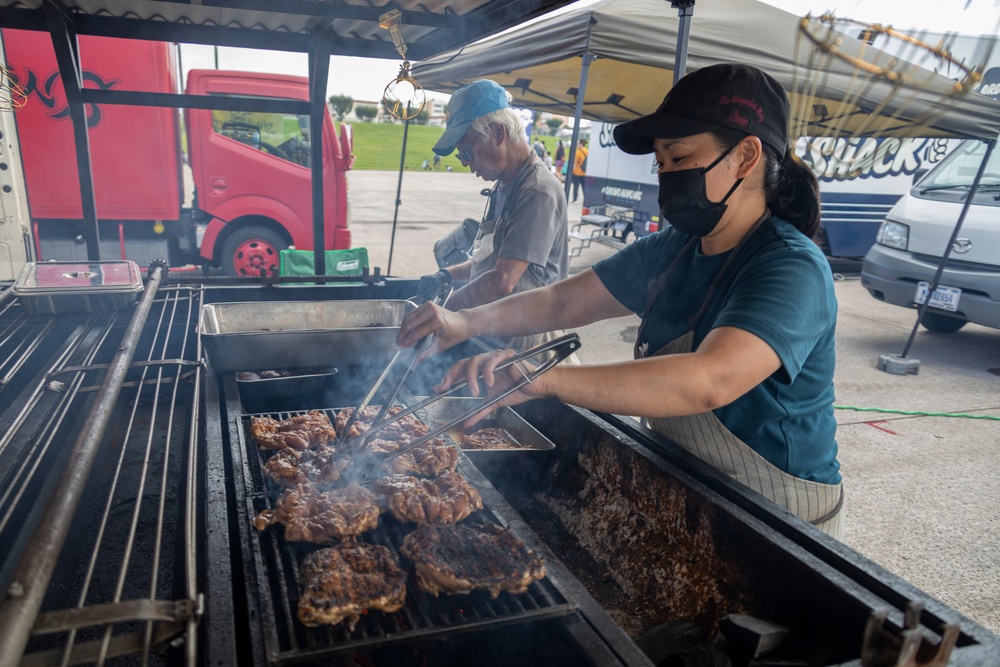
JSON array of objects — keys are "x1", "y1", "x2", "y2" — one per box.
[{"x1": 613, "y1": 63, "x2": 790, "y2": 156}]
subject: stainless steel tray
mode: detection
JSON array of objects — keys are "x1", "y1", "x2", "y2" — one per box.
[
  {"x1": 12, "y1": 260, "x2": 143, "y2": 314},
  {"x1": 200, "y1": 299, "x2": 416, "y2": 373},
  {"x1": 419, "y1": 397, "x2": 556, "y2": 453}
]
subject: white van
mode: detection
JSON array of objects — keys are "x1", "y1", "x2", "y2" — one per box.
[{"x1": 860, "y1": 139, "x2": 1000, "y2": 333}]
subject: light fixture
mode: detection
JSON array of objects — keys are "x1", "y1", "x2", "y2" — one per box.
[{"x1": 380, "y1": 9, "x2": 426, "y2": 120}]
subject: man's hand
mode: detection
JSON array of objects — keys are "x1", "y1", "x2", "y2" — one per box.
[
  {"x1": 395, "y1": 301, "x2": 472, "y2": 361},
  {"x1": 416, "y1": 269, "x2": 451, "y2": 300}
]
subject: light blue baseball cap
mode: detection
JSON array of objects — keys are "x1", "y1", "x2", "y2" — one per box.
[{"x1": 432, "y1": 79, "x2": 510, "y2": 157}]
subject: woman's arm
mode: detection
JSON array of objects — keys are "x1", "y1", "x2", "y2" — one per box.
[
  {"x1": 396, "y1": 269, "x2": 632, "y2": 356},
  {"x1": 441, "y1": 325, "x2": 782, "y2": 421}
]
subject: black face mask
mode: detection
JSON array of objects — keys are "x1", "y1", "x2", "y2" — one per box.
[{"x1": 657, "y1": 145, "x2": 744, "y2": 237}]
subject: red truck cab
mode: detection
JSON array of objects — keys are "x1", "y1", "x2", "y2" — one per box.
[
  {"x1": 186, "y1": 70, "x2": 353, "y2": 275},
  {"x1": 4, "y1": 29, "x2": 353, "y2": 275}
]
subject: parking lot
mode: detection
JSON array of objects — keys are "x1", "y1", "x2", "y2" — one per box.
[{"x1": 349, "y1": 169, "x2": 1000, "y2": 633}]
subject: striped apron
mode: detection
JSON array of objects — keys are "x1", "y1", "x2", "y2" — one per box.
[{"x1": 635, "y1": 216, "x2": 844, "y2": 538}]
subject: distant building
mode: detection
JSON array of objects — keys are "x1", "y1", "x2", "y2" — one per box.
[{"x1": 425, "y1": 98, "x2": 447, "y2": 126}]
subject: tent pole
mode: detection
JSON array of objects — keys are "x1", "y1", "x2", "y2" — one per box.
[
  {"x1": 565, "y1": 50, "x2": 596, "y2": 202},
  {"x1": 671, "y1": 0, "x2": 695, "y2": 83},
  {"x1": 307, "y1": 33, "x2": 332, "y2": 276},
  {"x1": 896, "y1": 137, "x2": 996, "y2": 362},
  {"x1": 388, "y1": 110, "x2": 412, "y2": 276}
]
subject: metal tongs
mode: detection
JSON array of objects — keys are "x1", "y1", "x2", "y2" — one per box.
[
  {"x1": 335, "y1": 282, "x2": 453, "y2": 451},
  {"x1": 352, "y1": 333, "x2": 581, "y2": 480}
]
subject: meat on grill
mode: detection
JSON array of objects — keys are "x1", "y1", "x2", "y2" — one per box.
[
  {"x1": 371, "y1": 473, "x2": 483, "y2": 524},
  {"x1": 460, "y1": 427, "x2": 522, "y2": 450},
  {"x1": 354, "y1": 438, "x2": 459, "y2": 478},
  {"x1": 251, "y1": 410, "x2": 336, "y2": 451},
  {"x1": 297, "y1": 543, "x2": 407, "y2": 630},
  {"x1": 335, "y1": 406, "x2": 430, "y2": 443},
  {"x1": 400, "y1": 522, "x2": 546, "y2": 598},
  {"x1": 263, "y1": 445, "x2": 348, "y2": 488},
  {"x1": 254, "y1": 483, "x2": 380, "y2": 542}
]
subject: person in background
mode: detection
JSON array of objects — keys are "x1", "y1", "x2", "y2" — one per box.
[
  {"x1": 417, "y1": 79, "x2": 570, "y2": 352},
  {"x1": 532, "y1": 137, "x2": 545, "y2": 159},
  {"x1": 572, "y1": 138, "x2": 588, "y2": 202},
  {"x1": 398, "y1": 64, "x2": 844, "y2": 538},
  {"x1": 554, "y1": 139, "x2": 566, "y2": 172},
  {"x1": 544, "y1": 150, "x2": 555, "y2": 173},
  {"x1": 433, "y1": 153, "x2": 441, "y2": 170}
]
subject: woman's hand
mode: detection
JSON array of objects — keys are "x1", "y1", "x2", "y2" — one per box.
[
  {"x1": 434, "y1": 349, "x2": 553, "y2": 427},
  {"x1": 395, "y1": 302, "x2": 472, "y2": 361}
]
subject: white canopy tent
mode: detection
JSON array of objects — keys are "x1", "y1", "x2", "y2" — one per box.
[{"x1": 412, "y1": 0, "x2": 1000, "y2": 140}]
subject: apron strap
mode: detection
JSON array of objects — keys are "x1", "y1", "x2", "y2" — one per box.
[{"x1": 809, "y1": 484, "x2": 844, "y2": 526}]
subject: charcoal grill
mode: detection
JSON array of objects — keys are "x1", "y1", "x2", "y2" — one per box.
[
  {"x1": 1, "y1": 278, "x2": 999, "y2": 667},
  {"x1": 236, "y1": 409, "x2": 578, "y2": 664}
]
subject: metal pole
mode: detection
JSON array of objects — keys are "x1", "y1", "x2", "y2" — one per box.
[
  {"x1": 44, "y1": 0, "x2": 101, "y2": 260},
  {"x1": 671, "y1": 0, "x2": 696, "y2": 83},
  {"x1": 308, "y1": 35, "x2": 332, "y2": 276},
  {"x1": 899, "y1": 138, "x2": 995, "y2": 359},
  {"x1": 564, "y1": 51, "x2": 596, "y2": 202},
  {"x1": 388, "y1": 109, "x2": 411, "y2": 276},
  {"x1": 0, "y1": 265, "x2": 167, "y2": 665}
]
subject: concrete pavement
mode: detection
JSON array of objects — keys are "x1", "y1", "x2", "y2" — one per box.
[{"x1": 348, "y1": 169, "x2": 1000, "y2": 633}]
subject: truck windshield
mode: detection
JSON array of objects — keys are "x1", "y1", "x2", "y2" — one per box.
[
  {"x1": 212, "y1": 109, "x2": 312, "y2": 168},
  {"x1": 919, "y1": 139, "x2": 1000, "y2": 190}
]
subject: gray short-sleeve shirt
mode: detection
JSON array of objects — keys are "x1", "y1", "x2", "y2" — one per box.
[{"x1": 472, "y1": 153, "x2": 568, "y2": 287}]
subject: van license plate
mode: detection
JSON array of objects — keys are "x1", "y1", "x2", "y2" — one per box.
[{"x1": 915, "y1": 282, "x2": 961, "y2": 312}]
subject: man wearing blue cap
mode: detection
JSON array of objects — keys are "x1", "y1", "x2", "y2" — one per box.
[{"x1": 419, "y1": 79, "x2": 568, "y2": 351}]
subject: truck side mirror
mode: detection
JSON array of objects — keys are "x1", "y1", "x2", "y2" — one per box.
[{"x1": 912, "y1": 168, "x2": 928, "y2": 185}]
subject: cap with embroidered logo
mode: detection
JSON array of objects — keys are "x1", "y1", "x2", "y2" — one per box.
[{"x1": 613, "y1": 64, "x2": 789, "y2": 156}]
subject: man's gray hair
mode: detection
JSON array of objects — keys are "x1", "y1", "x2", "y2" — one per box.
[{"x1": 468, "y1": 106, "x2": 527, "y2": 146}]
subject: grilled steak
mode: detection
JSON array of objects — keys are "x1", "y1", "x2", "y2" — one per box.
[
  {"x1": 401, "y1": 523, "x2": 546, "y2": 597},
  {"x1": 253, "y1": 483, "x2": 379, "y2": 542},
  {"x1": 355, "y1": 438, "x2": 460, "y2": 478},
  {"x1": 371, "y1": 473, "x2": 483, "y2": 524},
  {"x1": 252, "y1": 410, "x2": 336, "y2": 451},
  {"x1": 297, "y1": 543, "x2": 407, "y2": 630},
  {"x1": 263, "y1": 445, "x2": 348, "y2": 488}
]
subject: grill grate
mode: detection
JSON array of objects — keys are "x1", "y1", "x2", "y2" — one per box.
[
  {"x1": 237, "y1": 408, "x2": 577, "y2": 664},
  {"x1": 0, "y1": 286, "x2": 204, "y2": 665}
]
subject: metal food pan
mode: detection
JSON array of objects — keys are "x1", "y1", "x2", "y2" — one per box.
[
  {"x1": 200, "y1": 299, "x2": 416, "y2": 373},
  {"x1": 418, "y1": 397, "x2": 555, "y2": 453},
  {"x1": 236, "y1": 369, "x2": 339, "y2": 413},
  {"x1": 12, "y1": 260, "x2": 143, "y2": 314}
]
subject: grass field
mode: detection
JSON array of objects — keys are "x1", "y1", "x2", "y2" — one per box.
[{"x1": 347, "y1": 122, "x2": 468, "y2": 172}]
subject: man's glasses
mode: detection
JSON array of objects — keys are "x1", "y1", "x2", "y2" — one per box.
[
  {"x1": 455, "y1": 133, "x2": 481, "y2": 163},
  {"x1": 455, "y1": 144, "x2": 474, "y2": 163}
]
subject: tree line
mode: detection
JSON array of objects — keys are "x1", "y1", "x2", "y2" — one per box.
[{"x1": 328, "y1": 93, "x2": 429, "y2": 123}]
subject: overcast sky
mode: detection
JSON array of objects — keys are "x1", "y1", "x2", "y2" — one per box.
[{"x1": 178, "y1": 0, "x2": 1000, "y2": 103}]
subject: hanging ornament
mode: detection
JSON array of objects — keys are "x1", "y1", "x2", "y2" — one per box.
[{"x1": 379, "y1": 9, "x2": 426, "y2": 120}]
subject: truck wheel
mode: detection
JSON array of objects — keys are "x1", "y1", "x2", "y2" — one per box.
[
  {"x1": 221, "y1": 227, "x2": 286, "y2": 277},
  {"x1": 920, "y1": 311, "x2": 967, "y2": 334}
]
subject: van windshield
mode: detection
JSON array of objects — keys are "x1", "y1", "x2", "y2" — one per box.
[{"x1": 920, "y1": 139, "x2": 1000, "y2": 189}]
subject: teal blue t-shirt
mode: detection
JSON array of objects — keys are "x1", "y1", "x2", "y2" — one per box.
[{"x1": 592, "y1": 217, "x2": 840, "y2": 484}]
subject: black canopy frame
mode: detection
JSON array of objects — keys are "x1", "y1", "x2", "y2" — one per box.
[{"x1": 0, "y1": 0, "x2": 576, "y2": 275}]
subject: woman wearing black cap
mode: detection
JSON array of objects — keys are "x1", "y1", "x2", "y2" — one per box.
[{"x1": 396, "y1": 64, "x2": 843, "y2": 538}]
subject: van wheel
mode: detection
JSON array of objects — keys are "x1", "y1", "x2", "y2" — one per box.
[
  {"x1": 221, "y1": 227, "x2": 286, "y2": 277},
  {"x1": 920, "y1": 311, "x2": 966, "y2": 334}
]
